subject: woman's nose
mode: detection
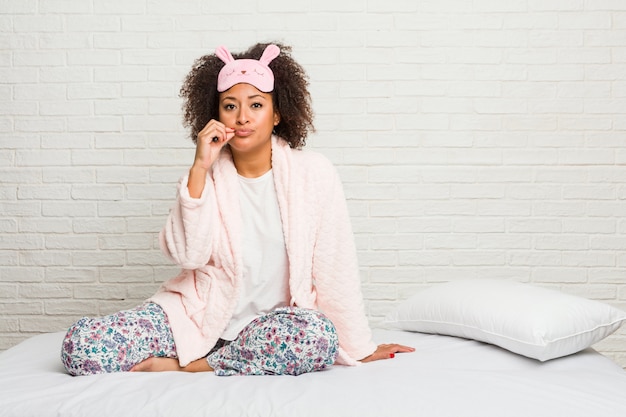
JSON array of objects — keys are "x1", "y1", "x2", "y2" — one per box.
[{"x1": 236, "y1": 108, "x2": 249, "y2": 125}]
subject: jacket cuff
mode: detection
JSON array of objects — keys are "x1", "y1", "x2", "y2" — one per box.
[{"x1": 177, "y1": 174, "x2": 209, "y2": 209}]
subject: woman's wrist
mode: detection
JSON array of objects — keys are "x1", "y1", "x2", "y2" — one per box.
[
  {"x1": 189, "y1": 163, "x2": 208, "y2": 177},
  {"x1": 187, "y1": 165, "x2": 208, "y2": 198}
]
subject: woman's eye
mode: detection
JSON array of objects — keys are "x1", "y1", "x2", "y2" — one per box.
[
  {"x1": 251, "y1": 103, "x2": 262, "y2": 109},
  {"x1": 224, "y1": 104, "x2": 235, "y2": 110}
]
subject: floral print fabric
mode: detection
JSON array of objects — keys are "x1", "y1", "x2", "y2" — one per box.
[
  {"x1": 61, "y1": 303, "x2": 177, "y2": 376},
  {"x1": 207, "y1": 307, "x2": 338, "y2": 376},
  {"x1": 61, "y1": 305, "x2": 338, "y2": 377}
]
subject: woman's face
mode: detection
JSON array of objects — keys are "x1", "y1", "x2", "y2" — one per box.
[{"x1": 218, "y1": 83, "x2": 280, "y2": 156}]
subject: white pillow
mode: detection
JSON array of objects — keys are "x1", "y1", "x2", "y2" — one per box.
[{"x1": 383, "y1": 279, "x2": 626, "y2": 361}]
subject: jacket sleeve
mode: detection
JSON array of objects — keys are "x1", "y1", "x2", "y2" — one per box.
[
  {"x1": 159, "y1": 174, "x2": 219, "y2": 270},
  {"x1": 312, "y1": 166, "x2": 377, "y2": 362}
]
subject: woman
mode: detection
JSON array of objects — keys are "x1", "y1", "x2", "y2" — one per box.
[{"x1": 61, "y1": 42, "x2": 413, "y2": 376}]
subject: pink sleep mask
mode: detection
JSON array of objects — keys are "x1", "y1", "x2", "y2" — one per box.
[{"x1": 216, "y1": 44, "x2": 280, "y2": 93}]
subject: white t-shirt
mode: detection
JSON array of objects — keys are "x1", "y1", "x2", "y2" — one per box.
[{"x1": 220, "y1": 169, "x2": 290, "y2": 340}]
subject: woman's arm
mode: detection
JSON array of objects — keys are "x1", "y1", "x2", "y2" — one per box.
[
  {"x1": 188, "y1": 119, "x2": 234, "y2": 198},
  {"x1": 160, "y1": 120, "x2": 234, "y2": 269}
]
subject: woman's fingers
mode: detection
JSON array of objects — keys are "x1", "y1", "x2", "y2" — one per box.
[
  {"x1": 192, "y1": 120, "x2": 235, "y2": 170},
  {"x1": 380, "y1": 343, "x2": 415, "y2": 359},
  {"x1": 360, "y1": 343, "x2": 415, "y2": 362},
  {"x1": 198, "y1": 120, "x2": 234, "y2": 144},
  {"x1": 391, "y1": 344, "x2": 415, "y2": 353}
]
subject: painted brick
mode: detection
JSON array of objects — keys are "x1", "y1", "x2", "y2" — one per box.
[
  {"x1": 477, "y1": 200, "x2": 532, "y2": 216},
  {"x1": 453, "y1": 218, "x2": 506, "y2": 233},
  {"x1": 46, "y1": 268, "x2": 97, "y2": 283},
  {"x1": 93, "y1": 0, "x2": 145, "y2": 14},
  {"x1": 19, "y1": 283, "x2": 73, "y2": 298},
  {"x1": 66, "y1": 15, "x2": 120, "y2": 32},
  {"x1": 398, "y1": 251, "x2": 452, "y2": 266},
  {"x1": 14, "y1": 116, "x2": 66, "y2": 132},
  {"x1": 0, "y1": 318, "x2": 18, "y2": 332},
  {"x1": 95, "y1": 134, "x2": 146, "y2": 149},
  {"x1": 563, "y1": 219, "x2": 616, "y2": 234},
  {"x1": 73, "y1": 218, "x2": 126, "y2": 234},
  {"x1": 17, "y1": 185, "x2": 71, "y2": 200},
  {"x1": 0, "y1": 219, "x2": 18, "y2": 233},
  {"x1": 0, "y1": 301, "x2": 43, "y2": 315},
  {"x1": 98, "y1": 267, "x2": 155, "y2": 283},
  {"x1": 13, "y1": 51, "x2": 65, "y2": 67},
  {"x1": 0, "y1": 282, "x2": 19, "y2": 299},
  {"x1": 98, "y1": 235, "x2": 152, "y2": 250},
  {"x1": 127, "y1": 251, "x2": 171, "y2": 266},
  {"x1": 44, "y1": 299, "x2": 98, "y2": 316},
  {"x1": 42, "y1": 134, "x2": 93, "y2": 150},
  {"x1": 532, "y1": 201, "x2": 586, "y2": 217},
  {"x1": 42, "y1": 202, "x2": 95, "y2": 219},
  {"x1": 563, "y1": 253, "x2": 616, "y2": 268},
  {"x1": 369, "y1": 268, "x2": 426, "y2": 283},
  {"x1": 73, "y1": 284, "x2": 127, "y2": 300},
  {"x1": 67, "y1": 117, "x2": 123, "y2": 133},
  {"x1": 97, "y1": 202, "x2": 152, "y2": 217},
  {"x1": 419, "y1": 0, "x2": 472, "y2": 13},
  {"x1": 67, "y1": 84, "x2": 121, "y2": 99},
  {"x1": 126, "y1": 284, "x2": 160, "y2": 299},
  {"x1": 16, "y1": 150, "x2": 71, "y2": 167},
  {"x1": 424, "y1": 234, "x2": 477, "y2": 250},
  {"x1": 20, "y1": 251, "x2": 72, "y2": 266},
  {"x1": 19, "y1": 316, "x2": 74, "y2": 332},
  {"x1": 45, "y1": 235, "x2": 98, "y2": 250},
  {"x1": 71, "y1": 185, "x2": 124, "y2": 201},
  {"x1": 477, "y1": 234, "x2": 531, "y2": 249},
  {"x1": 71, "y1": 150, "x2": 124, "y2": 166}
]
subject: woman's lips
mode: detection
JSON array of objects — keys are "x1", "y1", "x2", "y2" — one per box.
[{"x1": 234, "y1": 129, "x2": 253, "y2": 137}]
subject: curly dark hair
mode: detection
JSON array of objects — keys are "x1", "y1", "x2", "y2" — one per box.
[{"x1": 179, "y1": 42, "x2": 315, "y2": 149}]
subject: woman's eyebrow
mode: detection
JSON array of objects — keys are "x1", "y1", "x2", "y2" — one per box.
[{"x1": 221, "y1": 94, "x2": 267, "y2": 101}]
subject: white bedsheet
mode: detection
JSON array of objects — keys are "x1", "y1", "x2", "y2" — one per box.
[{"x1": 1, "y1": 329, "x2": 625, "y2": 417}]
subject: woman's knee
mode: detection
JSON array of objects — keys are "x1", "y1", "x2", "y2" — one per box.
[
  {"x1": 286, "y1": 308, "x2": 339, "y2": 369},
  {"x1": 208, "y1": 307, "x2": 339, "y2": 376},
  {"x1": 61, "y1": 317, "x2": 99, "y2": 376},
  {"x1": 60, "y1": 304, "x2": 177, "y2": 376}
]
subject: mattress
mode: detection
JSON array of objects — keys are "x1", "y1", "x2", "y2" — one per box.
[{"x1": 1, "y1": 329, "x2": 625, "y2": 417}]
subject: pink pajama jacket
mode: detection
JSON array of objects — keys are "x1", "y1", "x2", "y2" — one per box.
[{"x1": 149, "y1": 136, "x2": 377, "y2": 367}]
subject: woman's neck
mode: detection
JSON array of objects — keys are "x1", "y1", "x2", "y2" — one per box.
[{"x1": 231, "y1": 145, "x2": 272, "y2": 178}]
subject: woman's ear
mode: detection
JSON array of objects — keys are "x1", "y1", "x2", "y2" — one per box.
[{"x1": 273, "y1": 111, "x2": 280, "y2": 126}]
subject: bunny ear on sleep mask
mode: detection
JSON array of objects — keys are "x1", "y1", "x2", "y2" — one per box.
[{"x1": 216, "y1": 44, "x2": 280, "y2": 93}]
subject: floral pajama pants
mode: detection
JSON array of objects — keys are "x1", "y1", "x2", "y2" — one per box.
[{"x1": 61, "y1": 303, "x2": 338, "y2": 377}]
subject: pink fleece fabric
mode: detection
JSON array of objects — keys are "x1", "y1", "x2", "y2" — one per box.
[{"x1": 149, "y1": 137, "x2": 377, "y2": 367}]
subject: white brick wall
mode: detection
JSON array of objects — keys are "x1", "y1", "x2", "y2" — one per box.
[{"x1": 1, "y1": 0, "x2": 626, "y2": 366}]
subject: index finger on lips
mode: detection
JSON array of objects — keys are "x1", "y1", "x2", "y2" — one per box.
[{"x1": 212, "y1": 125, "x2": 232, "y2": 144}]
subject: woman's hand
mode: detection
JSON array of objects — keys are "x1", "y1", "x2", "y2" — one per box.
[
  {"x1": 360, "y1": 343, "x2": 415, "y2": 363},
  {"x1": 130, "y1": 357, "x2": 213, "y2": 373},
  {"x1": 188, "y1": 119, "x2": 235, "y2": 198},
  {"x1": 130, "y1": 357, "x2": 181, "y2": 372},
  {"x1": 193, "y1": 119, "x2": 235, "y2": 171}
]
